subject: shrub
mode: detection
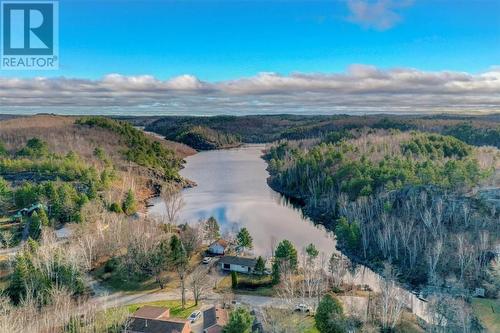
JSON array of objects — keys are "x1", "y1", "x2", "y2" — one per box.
[{"x1": 231, "y1": 271, "x2": 238, "y2": 289}]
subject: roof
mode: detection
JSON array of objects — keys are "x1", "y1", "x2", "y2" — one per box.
[
  {"x1": 210, "y1": 239, "x2": 228, "y2": 248},
  {"x1": 203, "y1": 307, "x2": 217, "y2": 329},
  {"x1": 215, "y1": 306, "x2": 228, "y2": 325},
  {"x1": 205, "y1": 325, "x2": 223, "y2": 333},
  {"x1": 127, "y1": 317, "x2": 188, "y2": 333},
  {"x1": 133, "y1": 306, "x2": 169, "y2": 320},
  {"x1": 219, "y1": 256, "x2": 257, "y2": 267}
]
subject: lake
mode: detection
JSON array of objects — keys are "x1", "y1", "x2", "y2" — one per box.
[{"x1": 149, "y1": 144, "x2": 337, "y2": 258}]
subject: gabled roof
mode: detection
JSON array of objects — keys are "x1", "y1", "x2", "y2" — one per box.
[
  {"x1": 133, "y1": 306, "x2": 169, "y2": 320},
  {"x1": 203, "y1": 307, "x2": 217, "y2": 329},
  {"x1": 127, "y1": 317, "x2": 188, "y2": 333},
  {"x1": 219, "y1": 256, "x2": 257, "y2": 267}
]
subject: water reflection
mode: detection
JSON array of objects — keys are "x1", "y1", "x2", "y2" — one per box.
[{"x1": 149, "y1": 144, "x2": 336, "y2": 258}]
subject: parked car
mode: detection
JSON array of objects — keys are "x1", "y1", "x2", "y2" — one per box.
[
  {"x1": 202, "y1": 257, "x2": 212, "y2": 264},
  {"x1": 188, "y1": 310, "x2": 202, "y2": 323},
  {"x1": 294, "y1": 303, "x2": 313, "y2": 313}
]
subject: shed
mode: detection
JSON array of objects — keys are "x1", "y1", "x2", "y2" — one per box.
[{"x1": 208, "y1": 239, "x2": 228, "y2": 255}]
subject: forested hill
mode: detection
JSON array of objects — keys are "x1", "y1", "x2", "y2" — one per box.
[
  {"x1": 136, "y1": 114, "x2": 500, "y2": 149},
  {"x1": 0, "y1": 115, "x2": 193, "y2": 244},
  {"x1": 264, "y1": 130, "x2": 499, "y2": 291}
]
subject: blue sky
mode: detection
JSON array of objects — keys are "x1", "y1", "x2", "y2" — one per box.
[
  {"x1": 4, "y1": 0, "x2": 500, "y2": 80},
  {"x1": 1, "y1": 0, "x2": 499, "y2": 115}
]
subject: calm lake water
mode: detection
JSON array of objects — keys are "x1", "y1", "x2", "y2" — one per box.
[{"x1": 149, "y1": 144, "x2": 337, "y2": 258}]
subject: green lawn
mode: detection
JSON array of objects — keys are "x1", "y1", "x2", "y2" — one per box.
[
  {"x1": 302, "y1": 317, "x2": 320, "y2": 333},
  {"x1": 126, "y1": 300, "x2": 199, "y2": 319},
  {"x1": 472, "y1": 298, "x2": 500, "y2": 333}
]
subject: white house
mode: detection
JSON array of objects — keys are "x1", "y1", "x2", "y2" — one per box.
[
  {"x1": 219, "y1": 256, "x2": 257, "y2": 274},
  {"x1": 208, "y1": 239, "x2": 228, "y2": 255}
]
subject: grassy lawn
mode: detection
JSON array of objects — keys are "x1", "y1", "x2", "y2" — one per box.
[
  {"x1": 302, "y1": 317, "x2": 320, "y2": 333},
  {"x1": 126, "y1": 300, "x2": 199, "y2": 319},
  {"x1": 472, "y1": 298, "x2": 500, "y2": 333}
]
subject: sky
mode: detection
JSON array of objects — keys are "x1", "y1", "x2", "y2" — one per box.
[{"x1": 0, "y1": 0, "x2": 499, "y2": 115}]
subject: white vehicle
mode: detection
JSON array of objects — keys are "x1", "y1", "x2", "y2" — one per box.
[
  {"x1": 202, "y1": 257, "x2": 212, "y2": 264},
  {"x1": 188, "y1": 310, "x2": 202, "y2": 323},
  {"x1": 294, "y1": 303, "x2": 313, "y2": 313}
]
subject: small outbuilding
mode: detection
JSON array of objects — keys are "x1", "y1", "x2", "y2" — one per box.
[
  {"x1": 208, "y1": 239, "x2": 228, "y2": 255},
  {"x1": 219, "y1": 256, "x2": 257, "y2": 274}
]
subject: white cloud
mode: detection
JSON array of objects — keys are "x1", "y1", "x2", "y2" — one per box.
[
  {"x1": 347, "y1": 0, "x2": 414, "y2": 30},
  {"x1": 0, "y1": 66, "x2": 499, "y2": 115}
]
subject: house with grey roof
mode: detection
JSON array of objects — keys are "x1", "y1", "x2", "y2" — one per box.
[{"x1": 219, "y1": 256, "x2": 257, "y2": 274}]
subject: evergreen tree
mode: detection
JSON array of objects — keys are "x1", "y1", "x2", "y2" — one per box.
[
  {"x1": 122, "y1": 189, "x2": 137, "y2": 215},
  {"x1": 38, "y1": 208, "x2": 50, "y2": 227},
  {"x1": 236, "y1": 227, "x2": 253, "y2": 253},
  {"x1": 8, "y1": 254, "x2": 29, "y2": 304},
  {"x1": 254, "y1": 256, "x2": 266, "y2": 275},
  {"x1": 315, "y1": 294, "x2": 345, "y2": 333},
  {"x1": 223, "y1": 307, "x2": 254, "y2": 333},
  {"x1": 29, "y1": 212, "x2": 41, "y2": 240},
  {"x1": 306, "y1": 243, "x2": 319, "y2": 261},
  {"x1": 231, "y1": 271, "x2": 238, "y2": 288},
  {"x1": 272, "y1": 239, "x2": 298, "y2": 284}
]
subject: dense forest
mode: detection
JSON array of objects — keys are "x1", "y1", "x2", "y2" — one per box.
[
  {"x1": 264, "y1": 130, "x2": 499, "y2": 293},
  {"x1": 134, "y1": 114, "x2": 500, "y2": 149}
]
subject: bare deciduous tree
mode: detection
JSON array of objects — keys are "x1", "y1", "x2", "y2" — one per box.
[
  {"x1": 161, "y1": 185, "x2": 184, "y2": 224},
  {"x1": 188, "y1": 267, "x2": 208, "y2": 306}
]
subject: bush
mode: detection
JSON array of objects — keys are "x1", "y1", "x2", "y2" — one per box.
[
  {"x1": 109, "y1": 202, "x2": 123, "y2": 213},
  {"x1": 231, "y1": 271, "x2": 238, "y2": 289}
]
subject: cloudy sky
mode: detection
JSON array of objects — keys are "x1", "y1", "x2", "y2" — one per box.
[{"x1": 1, "y1": 0, "x2": 499, "y2": 115}]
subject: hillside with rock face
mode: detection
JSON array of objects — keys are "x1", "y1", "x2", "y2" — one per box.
[{"x1": 264, "y1": 130, "x2": 499, "y2": 292}]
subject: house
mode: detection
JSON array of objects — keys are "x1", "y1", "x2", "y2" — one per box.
[
  {"x1": 126, "y1": 318, "x2": 191, "y2": 333},
  {"x1": 12, "y1": 203, "x2": 45, "y2": 219},
  {"x1": 208, "y1": 239, "x2": 228, "y2": 255},
  {"x1": 203, "y1": 305, "x2": 228, "y2": 333},
  {"x1": 132, "y1": 306, "x2": 170, "y2": 320},
  {"x1": 219, "y1": 256, "x2": 257, "y2": 274},
  {"x1": 125, "y1": 306, "x2": 191, "y2": 333}
]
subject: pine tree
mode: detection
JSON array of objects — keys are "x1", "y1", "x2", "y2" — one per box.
[
  {"x1": 236, "y1": 228, "x2": 253, "y2": 253},
  {"x1": 315, "y1": 294, "x2": 345, "y2": 333},
  {"x1": 254, "y1": 256, "x2": 265, "y2": 275},
  {"x1": 223, "y1": 307, "x2": 253, "y2": 333},
  {"x1": 38, "y1": 208, "x2": 50, "y2": 227},
  {"x1": 8, "y1": 254, "x2": 29, "y2": 304},
  {"x1": 122, "y1": 189, "x2": 137, "y2": 215},
  {"x1": 29, "y1": 212, "x2": 41, "y2": 240}
]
